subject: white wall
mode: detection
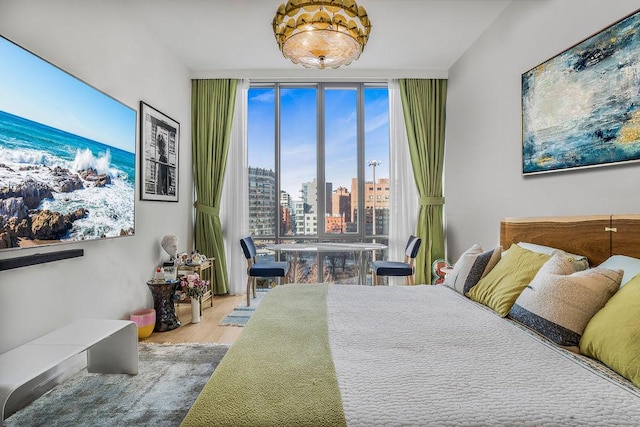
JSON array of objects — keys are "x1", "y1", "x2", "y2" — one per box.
[
  {"x1": 0, "y1": 0, "x2": 193, "y2": 354},
  {"x1": 445, "y1": 0, "x2": 640, "y2": 261}
]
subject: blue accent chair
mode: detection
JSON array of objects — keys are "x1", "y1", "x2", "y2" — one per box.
[
  {"x1": 240, "y1": 236, "x2": 289, "y2": 306},
  {"x1": 372, "y1": 235, "x2": 422, "y2": 285}
]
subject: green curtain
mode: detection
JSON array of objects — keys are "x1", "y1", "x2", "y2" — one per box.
[
  {"x1": 398, "y1": 79, "x2": 447, "y2": 284},
  {"x1": 191, "y1": 79, "x2": 238, "y2": 294}
]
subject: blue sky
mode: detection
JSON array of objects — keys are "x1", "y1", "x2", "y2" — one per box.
[
  {"x1": 248, "y1": 86, "x2": 389, "y2": 197},
  {"x1": 0, "y1": 37, "x2": 136, "y2": 153}
]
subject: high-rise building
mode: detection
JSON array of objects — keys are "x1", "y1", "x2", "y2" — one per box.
[
  {"x1": 280, "y1": 190, "x2": 292, "y2": 210},
  {"x1": 301, "y1": 178, "x2": 332, "y2": 215},
  {"x1": 325, "y1": 182, "x2": 333, "y2": 215},
  {"x1": 248, "y1": 167, "x2": 276, "y2": 236},
  {"x1": 280, "y1": 190, "x2": 294, "y2": 235},
  {"x1": 303, "y1": 212, "x2": 318, "y2": 235},
  {"x1": 326, "y1": 186, "x2": 351, "y2": 233},
  {"x1": 332, "y1": 186, "x2": 351, "y2": 221},
  {"x1": 363, "y1": 177, "x2": 390, "y2": 210},
  {"x1": 293, "y1": 200, "x2": 306, "y2": 235},
  {"x1": 351, "y1": 177, "x2": 390, "y2": 235},
  {"x1": 300, "y1": 180, "x2": 316, "y2": 213}
]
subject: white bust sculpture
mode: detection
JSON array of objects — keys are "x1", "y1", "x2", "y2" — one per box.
[{"x1": 161, "y1": 235, "x2": 178, "y2": 261}]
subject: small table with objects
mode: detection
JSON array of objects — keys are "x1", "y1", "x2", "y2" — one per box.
[{"x1": 176, "y1": 258, "x2": 215, "y2": 314}]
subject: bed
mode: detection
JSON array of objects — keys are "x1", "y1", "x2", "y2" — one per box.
[{"x1": 181, "y1": 215, "x2": 640, "y2": 426}]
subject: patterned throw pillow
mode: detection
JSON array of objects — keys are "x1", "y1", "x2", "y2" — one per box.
[
  {"x1": 467, "y1": 244, "x2": 551, "y2": 317},
  {"x1": 443, "y1": 244, "x2": 501, "y2": 295},
  {"x1": 509, "y1": 255, "x2": 622, "y2": 350},
  {"x1": 580, "y1": 273, "x2": 640, "y2": 388}
]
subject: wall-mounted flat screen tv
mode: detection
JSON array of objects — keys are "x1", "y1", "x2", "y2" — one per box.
[{"x1": 0, "y1": 35, "x2": 136, "y2": 252}]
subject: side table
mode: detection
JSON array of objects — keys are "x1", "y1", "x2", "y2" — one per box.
[
  {"x1": 431, "y1": 259, "x2": 453, "y2": 285},
  {"x1": 177, "y1": 258, "x2": 215, "y2": 312},
  {"x1": 146, "y1": 280, "x2": 180, "y2": 332}
]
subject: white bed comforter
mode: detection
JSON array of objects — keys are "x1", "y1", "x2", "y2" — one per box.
[{"x1": 327, "y1": 285, "x2": 640, "y2": 426}]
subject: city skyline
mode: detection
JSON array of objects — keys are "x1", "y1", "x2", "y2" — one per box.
[
  {"x1": 248, "y1": 165, "x2": 389, "y2": 237},
  {"x1": 250, "y1": 165, "x2": 388, "y2": 205}
]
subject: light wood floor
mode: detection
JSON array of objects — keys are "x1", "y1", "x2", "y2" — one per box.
[{"x1": 142, "y1": 294, "x2": 246, "y2": 345}]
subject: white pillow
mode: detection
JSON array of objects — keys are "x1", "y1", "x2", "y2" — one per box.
[{"x1": 598, "y1": 255, "x2": 640, "y2": 286}]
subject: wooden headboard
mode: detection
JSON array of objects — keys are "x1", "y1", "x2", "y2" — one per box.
[{"x1": 500, "y1": 214, "x2": 640, "y2": 266}]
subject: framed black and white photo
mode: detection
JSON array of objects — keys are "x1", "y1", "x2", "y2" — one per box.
[{"x1": 140, "y1": 101, "x2": 179, "y2": 201}]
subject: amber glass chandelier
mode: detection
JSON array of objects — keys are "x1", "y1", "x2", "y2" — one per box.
[{"x1": 272, "y1": 0, "x2": 372, "y2": 69}]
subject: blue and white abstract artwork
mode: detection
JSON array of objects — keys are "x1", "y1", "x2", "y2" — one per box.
[{"x1": 522, "y1": 9, "x2": 640, "y2": 175}]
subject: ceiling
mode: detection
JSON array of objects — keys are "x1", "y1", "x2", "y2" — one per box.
[{"x1": 129, "y1": 0, "x2": 512, "y2": 79}]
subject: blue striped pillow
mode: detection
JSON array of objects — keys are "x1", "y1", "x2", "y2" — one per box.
[{"x1": 444, "y1": 245, "x2": 501, "y2": 295}]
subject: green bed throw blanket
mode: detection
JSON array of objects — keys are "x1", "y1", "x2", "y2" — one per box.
[{"x1": 181, "y1": 284, "x2": 346, "y2": 426}]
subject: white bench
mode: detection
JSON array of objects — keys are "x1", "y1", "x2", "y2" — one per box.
[{"x1": 0, "y1": 319, "x2": 138, "y2": 420}]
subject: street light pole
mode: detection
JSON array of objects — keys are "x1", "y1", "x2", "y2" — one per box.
[{"x1": 368, "y1": 160, "x2": 381, "y2": 236}]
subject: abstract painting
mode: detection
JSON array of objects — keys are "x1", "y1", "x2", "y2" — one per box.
[{"x1": 522, "y1": 9, "x2": 640, "y2": 175}]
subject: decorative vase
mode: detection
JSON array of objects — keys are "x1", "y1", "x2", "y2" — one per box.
[
  {"x1": 130, "y1": 308, "x2": 156, "y2": 339},
  {"x1": 191, "y1": 297, "x2": 201, "y2": 324}
]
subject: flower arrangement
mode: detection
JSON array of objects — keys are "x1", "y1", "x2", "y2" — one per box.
[{"x1": 178, "y1": 273, "x2": 210, "y2": 300}]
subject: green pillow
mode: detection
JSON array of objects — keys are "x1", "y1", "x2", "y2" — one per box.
[
  {"x1": 467, "y1": 243, "x2": 551, "y2": 317},
  {"x1": 580, "y1": 273, "x2": 640, "y2": 388}
]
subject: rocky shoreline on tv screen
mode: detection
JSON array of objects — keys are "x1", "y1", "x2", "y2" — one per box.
[{"x1": 0, "y1": 166, "x2": 133, "y2": 249}]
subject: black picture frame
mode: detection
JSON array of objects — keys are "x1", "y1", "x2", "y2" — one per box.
[{"x1": 140, "y1": 101, "x2": 179, "y2": 201}]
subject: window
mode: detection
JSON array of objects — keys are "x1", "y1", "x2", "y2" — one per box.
[
  {"x1": 247, "y1": 88, "x2": 276, "y2": 237},
  {"x1": 248, "y1": 83, "x2": 389, "y2": 283}
]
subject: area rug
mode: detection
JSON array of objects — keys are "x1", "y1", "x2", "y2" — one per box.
[
  {"x1": 4, "y1": 343, "x2": 229, "y2": 427},
  {"x1": 219, "y1": 288, "x2": 269, "y2": 326}
]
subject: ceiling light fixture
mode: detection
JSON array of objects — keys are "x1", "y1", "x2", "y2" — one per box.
[{"x1": 272, "y1": 0, "x2": 372, "y2": 69}]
